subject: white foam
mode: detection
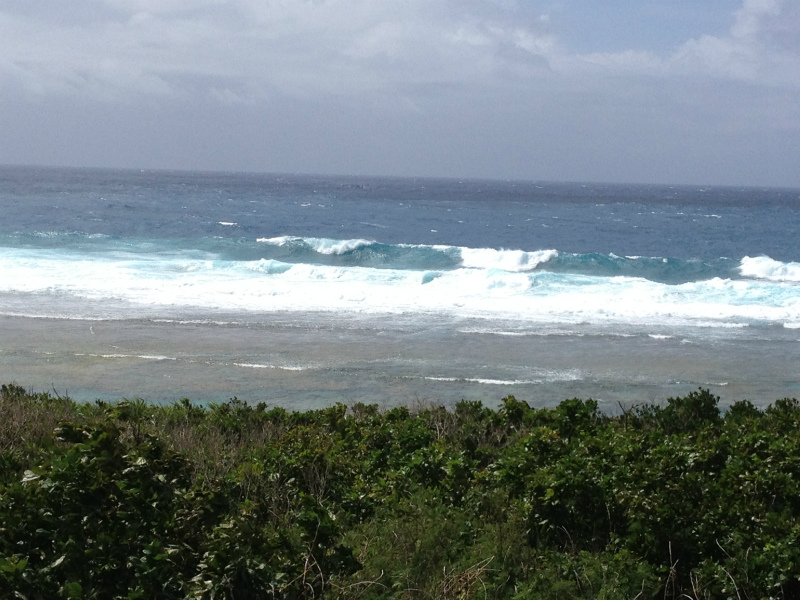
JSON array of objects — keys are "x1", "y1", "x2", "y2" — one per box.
[
  {"x1": 31, "y1": 231, "x2": 110, "y2": 239},
  {"x1": 740, "y1": 256, "x2": 800, "y2": 282},
  {"x1": 77, "y1": 353, "x2": 176, "y2": 361},
  {"x1": 218, "y1": 222, "x2": 237, "y2": 227},
  {"x1": 424, "y1": 369, "x2": 582, "y2": 385},
  {"x1": 234, "y1": 362, "x2": 306, "y2": 371},
  {"x1": 151, "y1": 319, "x2": 239, "y2": 326},
  {"x1": 257, "y1": 236, "x2": 292, "y2": 245},
  {"x1": 256, "y1": 236, "x2": 374, "y2": 255},
  {"x1": 460, "y1": 247, "x2": 558, "y2": 272},
  {"x1": 459, "y1": 329, "x2": 530, "y2": 337},
  {"x1": 465, "y1": 378, "x2": 536, "y2": 385},
  {"x1": 5, "y1": 245, "x2": 800, "y2": 331},
  {"x1": 249, "y1": 259, "x2": 293, "y2": 275},
  {"x1": 424, "y1": 377, "x2": 537, "y2": 385},
  {"x1": 0, "y1": 311, "x2": 111, "y2": 321},
  {"x1": 308, "y1": 238, "x2": 375, "y2": 254},
  {"x1": 691, "y1": 321, "x2": 749, "y2": 329}
]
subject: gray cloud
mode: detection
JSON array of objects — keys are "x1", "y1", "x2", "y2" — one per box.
[{"x1": 0, "y1": 0, "x2": 557, "y2": 99}]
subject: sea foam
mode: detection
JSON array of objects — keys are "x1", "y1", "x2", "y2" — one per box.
[
  {"x1": 5, "y1": 238, "x2": 800, "y2": 330},
  {"x1": 460, "y1": 248, "x2": 558, "y2": 272},
  {"x1": 739, "y1": 256, "x2": 800, "y2": 282},
  {"x1": 257, "y1": 236, "x2": 375, "y2": 255}
]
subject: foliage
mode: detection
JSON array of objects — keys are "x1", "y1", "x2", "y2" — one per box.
[{"x1": 2, "y1": 383, "x2": 800, "y2": 598}]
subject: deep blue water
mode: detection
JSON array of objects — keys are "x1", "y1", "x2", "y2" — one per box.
[{"x1": 3, "y1": 166, "x2": 800, "y2": 261}]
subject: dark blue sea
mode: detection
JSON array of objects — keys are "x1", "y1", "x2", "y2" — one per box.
[{"x1": 3, "y1": 165, "x2": 800, "y2": 408}]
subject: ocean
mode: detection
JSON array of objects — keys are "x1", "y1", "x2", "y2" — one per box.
[{"x1": 2, "y1": 165, "x2": 800, "y2": 410}]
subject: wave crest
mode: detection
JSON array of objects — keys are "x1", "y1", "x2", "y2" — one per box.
[
  {"x1": 460, "y1": 248, "x2": 558, "y2": 272},
  {"x1": 739, "y1": 256, "x2": 800, "y2": 282},
  {"x1": 257, "y1": 236, "x2": 375, "y2": 255}
]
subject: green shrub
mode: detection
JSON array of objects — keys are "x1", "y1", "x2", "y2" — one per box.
[{"x1": 3, "y1": 386, "x2": 800, "y2": 598}]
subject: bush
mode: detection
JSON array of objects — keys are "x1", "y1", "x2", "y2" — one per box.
[{"x1": 3, "y1": 386, "x2": 800, "y2": 598}]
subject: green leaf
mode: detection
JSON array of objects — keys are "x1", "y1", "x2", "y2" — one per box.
[
  {"x1": 63, "y1": 581, "x2": 83, "y2": 599},
  {"x1": 0, "y1": 556, "x2": 28, "y2": 573}
]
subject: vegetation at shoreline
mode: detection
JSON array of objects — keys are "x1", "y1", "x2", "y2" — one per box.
[{"x1": 2, "y1": 383, "x2": 800, "y2": 599}]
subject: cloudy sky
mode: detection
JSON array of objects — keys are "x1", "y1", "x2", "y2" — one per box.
[{"x1": 1, "y1": 0, "x2": 799, "y2": 186}]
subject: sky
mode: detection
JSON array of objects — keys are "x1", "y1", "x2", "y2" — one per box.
[{"x1": 1, "y1": 0, "x2": 799, "y2": 187}]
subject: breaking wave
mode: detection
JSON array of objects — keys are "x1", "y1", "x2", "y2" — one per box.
[{"x1": 3, "y1": 234, "x2": 800, "y2": 329}]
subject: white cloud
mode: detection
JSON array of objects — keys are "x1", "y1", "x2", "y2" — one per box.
[
  {"x1": 667, "y1": 0, "x2": 789, "y2": 83},
  {"x1": 576, "y1": 0, "x2": 800, "y2": 88},
  {"x1": 731, "y1": 0, "x2": 781, "y2": 40}
]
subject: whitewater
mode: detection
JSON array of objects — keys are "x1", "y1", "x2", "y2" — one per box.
[
  {"x1": 3, "y1": 234, "x2": 800, "y2": 328},
  {"x1": 2, "y1": 166, "x2": 800, "y2": 407}
]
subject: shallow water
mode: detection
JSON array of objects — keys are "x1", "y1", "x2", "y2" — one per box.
[{"x1": 3, "y1": 313, "x2": 799, "y2": 409}]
